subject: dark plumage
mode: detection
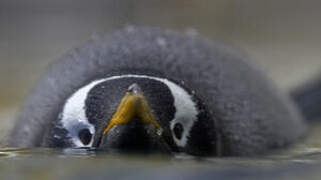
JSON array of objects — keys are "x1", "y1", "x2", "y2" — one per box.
[
  {"x1": 8, "y1": 27, "x2": 306, "y2": 156},
  {"x1": 292, "y1": 75, "x2": 321, "y2": 122}
]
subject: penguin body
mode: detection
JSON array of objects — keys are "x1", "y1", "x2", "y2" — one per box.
[
  {"x1": 292, "y1": 75, "x2": 321, "y2": 122},
  {"x1": 9, "y1": 27, "x2": 306, "y2": 156}
]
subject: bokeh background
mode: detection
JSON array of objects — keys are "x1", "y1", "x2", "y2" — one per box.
[{"x1": 1, "y1": 0, "x2": 321, "y2": 143}]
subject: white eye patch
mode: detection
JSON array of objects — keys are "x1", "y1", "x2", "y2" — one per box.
[
  {"x1": 166, "y1": 84, "x2": 198, "y2": 147},
  {"x1": 60, "y1": 80, "x2": 103, "y2": 147},
  {"x1": 60, "y1": 74, "x2": 198, "y2": 147}
]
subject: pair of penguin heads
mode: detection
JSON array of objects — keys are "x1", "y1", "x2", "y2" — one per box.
[
  {"x1": 47, "y1": 74, "x2": 216, "y2": 156},
  {"x1": 10, "y1": 27, "x2": 305, "y2": 156}
]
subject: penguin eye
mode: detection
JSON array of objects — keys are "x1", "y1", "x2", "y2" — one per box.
[
  {"x1": 78, "y1": 128, "x2": 92, "y2": 145},
  {"x1": 173, "y1": 123, "x2": 184, "y2": 140}
]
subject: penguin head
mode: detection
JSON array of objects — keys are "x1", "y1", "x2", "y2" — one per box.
[{"x1": 44, "y1": 74, "x2": 218, "y2": 156}]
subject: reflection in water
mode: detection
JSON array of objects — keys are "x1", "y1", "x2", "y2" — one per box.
[
  {"x1": 1, "y1": 138, "x2": 321, "y2": 179},
  {"x1": 1, "y1": 118, "x2": 319, "y2": 179},
  {"x1": 0, "y1": 125, "x2": 321, "y2": 179}
]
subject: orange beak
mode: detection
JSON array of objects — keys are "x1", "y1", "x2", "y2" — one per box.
[{"x1": 103, "y1": 85, "x2": 162, "y2": 135}]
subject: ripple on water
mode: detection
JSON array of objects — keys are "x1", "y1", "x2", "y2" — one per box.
[
  {"x1": 0, "y1": 125, "x2": 320, "y2": 179},
  {"x1": 0, "y1": 146, "x2": 321, "y2": 179},
  {"x1": 0, "y1": 150, "x2": 19, "y2": 158}
]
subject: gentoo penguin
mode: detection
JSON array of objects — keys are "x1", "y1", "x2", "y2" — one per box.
[
  {"x1": 8, "y1": 27, "x2": 306, "y2": 156},
  {"x1": 292, "y1": 75, "x2": 321, "y2": 122}
]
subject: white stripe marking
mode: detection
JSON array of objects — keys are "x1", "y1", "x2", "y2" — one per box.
[{"x1": 61, "y1": 74, "x2": 198, "y2": 147}]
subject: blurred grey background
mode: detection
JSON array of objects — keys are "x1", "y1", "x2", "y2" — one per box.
[{"x1": 1, "y1": 0, "x2": 321, "y2": 141}]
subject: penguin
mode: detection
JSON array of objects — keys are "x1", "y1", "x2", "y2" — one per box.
[
  {"x1": 292, "y1": 75, "x2": 321, "y2": 122},
  {"x1": 8, "y1": 27, "x2": 306, "y2": 156}
]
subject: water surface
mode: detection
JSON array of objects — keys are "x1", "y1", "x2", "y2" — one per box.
[{"x1": 1, "y1": 123, "x2": 321, "y2": 179}]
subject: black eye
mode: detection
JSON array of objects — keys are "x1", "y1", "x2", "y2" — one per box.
[
  {"x1": 78, "y1": 128, "x2": 92, "y2": 145},
  {"x1": 173, "y1": 123, "x2": 184, "y2": 140}
]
